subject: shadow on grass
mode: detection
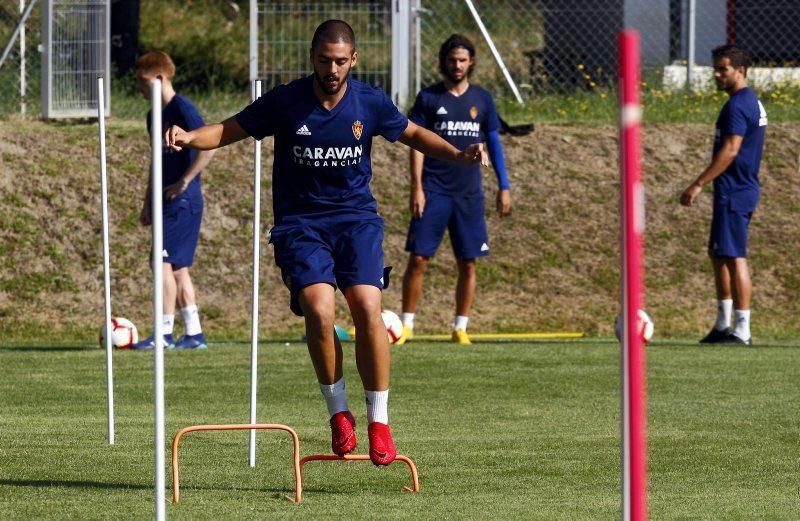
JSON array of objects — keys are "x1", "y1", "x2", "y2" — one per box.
[
  {"x1": 0, "y1": 345, "x2": 94, "y2": 352},
  {"x1": 0, "y1": 478, "x2": 151, "y2": 491},
  {"x1": 0, "y1": 478, "x2": 304, "y2": 496}
]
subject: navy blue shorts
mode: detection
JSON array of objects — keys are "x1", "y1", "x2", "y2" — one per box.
[
  {"x1": 163, "y1": 198, "x2": 203, "y2": 268},
  {"x1": 269, "y1": 215, "x2": 388, "y2": 316},
  {"x1": 405, "y1": 191, "x2": 489, "y2": 260},
  {"x1": 708, "y1": 196, "x2": 754, "y2": 258}
]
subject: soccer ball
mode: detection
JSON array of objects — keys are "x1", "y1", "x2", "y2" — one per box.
[
  {"x1": 614, "y1": 309, "x2": 654, "y2": 343},
  {"x1": 381, "y1": 310, "x2": 403, "y2": 344},
  {"x1": 99, "y1": 317, "x2": 139, "y2": 349}
]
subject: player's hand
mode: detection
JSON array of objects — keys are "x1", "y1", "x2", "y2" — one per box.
[
  {"x1": 165, "y1": 125, "x2": 191, "y2": 151},
  {"x1": 410, "y1": 187, "x2": 426, "y2": 219},
  {"x1": 680, "y1": 182, "x2": 703, "y2": 207},
  {"x1": 458, "y1": 143, "x2": 489, "y2": 167},
  {"x1": 496, "y1": 189, "x2": 511, "y2": 217},
  {"x1": 164, "y1": 179, "x2": 189, "y2": 201},
  {"x1": 139, "y1": 201, "x2": 152, "y2": 226}
]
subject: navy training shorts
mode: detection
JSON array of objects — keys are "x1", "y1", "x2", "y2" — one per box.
[
  {"x1": 162, "y1": 198, "x2": 203, "y2": 269},
  {"x1": 405, "y1": 191, "x2": 489, "y2": 260},
  {"x1": 269, "y1": 214, "x2": 388, "y2": 316},
  {"x1": 708, "y1": 194, "x2": 756, "y2": 258}
]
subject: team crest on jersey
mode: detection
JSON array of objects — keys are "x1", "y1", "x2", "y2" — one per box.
[
  {"x1": 469, "y1": 106, "x2": 478, "y2": 119},
  {"x1": 352, "y1": 120, "x2": 363, "y2": 140}
]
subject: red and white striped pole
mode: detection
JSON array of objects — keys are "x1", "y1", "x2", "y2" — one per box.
[{"x1": 618, "y1": 30, "x2": 647, "y2": 521}]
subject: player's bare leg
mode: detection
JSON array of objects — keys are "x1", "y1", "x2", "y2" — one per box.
[
  {"x1": 299, "y1": 283, "x2": 357, "y2": 455},
  {"x1": 727, "y1": 257, "x2": 752, "y2": 343},
  {"x1": 712, "y1": 256, "x2": 733, "y2": 301},
  {"x1": 343, "y1": 284, "x2": 396, "y2": 465},
  {"x1": 163, "y1": 262, "x2": 177, "y2": 316},
  {"x1": 452, "y1": 258, "x2": 476, "y2": 344},
  {"x1": 729, "y1": 257, "x2": 751, "y2": 310},
  {"x1": 398, "y1": 254, "x2": 429, "y2": 344},
  {"x1": 344, "y1": 284, "x2": 389, "y2": 391},
  {"x1": 299, "y1": 283, "x2": 342, "y2": 385},
  {"x1": 173, "y1": 267, "x2": 196, "y2": 309}
]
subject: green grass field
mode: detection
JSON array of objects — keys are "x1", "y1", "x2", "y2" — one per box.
[{"x1": 0, "y1": 339, "x2": 797, "y2": 518}]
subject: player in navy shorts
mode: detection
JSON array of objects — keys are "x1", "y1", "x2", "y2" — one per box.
[
  {"x1": 163, "y1": 20, "x2": 488, "y2": 465},
  {"x1": 681, "y1": 45, "x2": 766, "y2": 346},
  {"x1": 397, "y1": 34, "x2": 512, "y2": 346},
  {"x1": 133, "y1": 52, "x2": 215, "y2": 351}
]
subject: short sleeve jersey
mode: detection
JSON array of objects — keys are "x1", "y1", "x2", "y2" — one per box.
[
  {"x1": 713, "y1": 87, "x2": 767, "y2": 209},
  {"x1": 235, "y1": 76, "x2": 408, "y2": 223},
  {"x1": 147, "y1": 94, "x2": 205, "y2": 208},
  {"x1": 408, "y1": 82, "x2": 500, "y2": 196}
]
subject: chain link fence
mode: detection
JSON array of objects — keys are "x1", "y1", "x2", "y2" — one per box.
[
  {"x1": 256, "y1": 0, "x2": 392, "y2": 92},
  {"x1": 416, "y1": 0, "x2": 800, "y2": 102},
  {"x1": 0, "y1": 0, "x2": 40, "y2": 116},
  {"x1": 2, "y1": 1, "x2": 800, "y2": 117}
]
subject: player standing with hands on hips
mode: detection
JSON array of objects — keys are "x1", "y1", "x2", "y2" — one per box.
[
  {"x1": 680, "y1": 45, "x2": 767, "y2": 346},
  {"x1": 397, "y1": 34, "x2": 511, "y2": 346},
  {"x1": 162, "y1": 20, "x2": 487, "y2": 465}
]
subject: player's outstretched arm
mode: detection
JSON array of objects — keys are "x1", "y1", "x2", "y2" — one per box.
[
  {"x1": 165, "y1": 116, "x2": 250, "y2": 152},
  {"x1": 398, "y1": 121, "x2": 488, "y2": 167}
]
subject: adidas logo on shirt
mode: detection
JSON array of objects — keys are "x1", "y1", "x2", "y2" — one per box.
[
  {"x1": 436, "y1": 106, "x2": 448, "y2": 115},
  {"x1": 296, "y1": 124, "x2": 311, "y2": 135},
  {"x1": 480, "y1": 243, "x2": 489, "y2": 252}
]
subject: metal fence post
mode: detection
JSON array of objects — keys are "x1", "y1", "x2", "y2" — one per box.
[
  {"x1": 391, "y1": 0, "x2": 411, "y2": 110},
  {"x1": 687, "y1": 0, "x2": 696, "y2": 91}
]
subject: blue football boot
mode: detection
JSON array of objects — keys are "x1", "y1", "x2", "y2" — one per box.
[
  {"x1": 132, "y1": 334, "x2": 175, "y2": 350},
  {"x1": 174, "y1": 333, "x2": 208, "y2": 350}
]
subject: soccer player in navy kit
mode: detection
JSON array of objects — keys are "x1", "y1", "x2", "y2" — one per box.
[
  {"x1": 681, "y1": 45, "x2": 767, "y2": 345},
  {"x1": 163, "y1": 21, "x2": 487, "y2": 465},
  {"x1": 133, "y1": 52, "x2": 214, "y2": 351},
  {"x1": 397, "y1": 34, "x2": 511, "y2": 346}
]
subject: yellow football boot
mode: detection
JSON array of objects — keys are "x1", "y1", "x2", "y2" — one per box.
[
  {"x1": 395, "y1": 325, "x2": 414, "y2": 346},
  {"x1": 451, "y1": 328, "x2": 472, "y2": 345}
]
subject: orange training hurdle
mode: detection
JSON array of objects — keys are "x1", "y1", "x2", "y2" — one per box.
[
  {"x1": 171, "y1": 423, "x2": 303, "y2": 504},
  {"x1": 300, "y1": 453, "x2": 420, "y2": 494}
]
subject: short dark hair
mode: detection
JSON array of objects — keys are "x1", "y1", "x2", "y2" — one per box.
[
  {"x1": 311, "y1": 19, "x2": 356, "y2": 51},
  {"x1": 439, "y1": 34, "x2": 476, "y2": 76},
  {"x1": 712, "y1": 45, "x2": 752, "y2": 71}
]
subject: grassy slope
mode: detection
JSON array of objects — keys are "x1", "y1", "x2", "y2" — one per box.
[
  {"x1": 1, "y1": 118, "x2": 799, "y2": 342},
  {"x1": 0, "y1": 340, "x2": 796, "y2": 518}
]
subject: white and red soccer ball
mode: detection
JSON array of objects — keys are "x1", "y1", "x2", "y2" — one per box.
[
  {"x1": 99, "y1": 317, "x2": 138, "y2": 349},
  {"x1": 381, "y1": 310, "x2": 403, "y2": 344},
  {"x1": 615, "y1": 309, "x2": 654, "y2": 343}
]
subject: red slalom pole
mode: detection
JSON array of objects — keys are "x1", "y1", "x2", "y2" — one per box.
[{"x1": 618, "y1": 30, "x2": 647, "y2": 520}]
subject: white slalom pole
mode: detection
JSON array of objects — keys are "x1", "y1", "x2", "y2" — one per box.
[
  {"x1": 248, "y1": 79, "x2": 262, "y2": 467},
  {"x1": 463, "y1": 0, "x2": 524, "y2": 104},
  {"x1": 150, "y1": 78, "x2": 166, "y2": 521},
  {"x1": 97, "y1": 76, "x2": 114, "y2": 446}
]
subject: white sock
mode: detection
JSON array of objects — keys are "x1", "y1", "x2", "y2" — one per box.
[
  {"x1": 402, "y1": 312, "x2": 415, "y2": 328},
  {"x1": 453, "y1": 315, "x2": 469, "y2": 331},
  {"x1": 715, "y1": 299, "x2": 733, "y2": 331},
  {"x1": 733, "y1": 309, "x2": 751, "y2": 340},
  {"x1": 365, "y1": 389, "x2": 389, "y2": 424},
  {"x1": 181, "y1": 305, "x2": 202, "y2": 336},
  {"x1": 162, "y1": 314, "x2": 175, "y2": 335},
  {"x1": 320, "y1": 378, "x2": 349, "y2": 417}
]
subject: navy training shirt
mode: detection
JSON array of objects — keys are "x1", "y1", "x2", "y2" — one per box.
[
  {"x1": 713, "y1": 87, "x2": 767, "y2": 211},
  {"x1": 408, "y1": 82, "x2": 500, "y2": 196},
  {"x1": 147, "y1": 94, "x2": 205, "y2": 209},
  {"x1": 235, "y1": 76, "x2": 409, "y2": 223}
]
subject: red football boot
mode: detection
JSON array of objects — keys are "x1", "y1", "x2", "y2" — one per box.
[
  {"x1": 367, "y1": 422, "x2": 396, "y2": 466},
  {"x1": 329, "y1": 411, "x2": 357, "y2": 456}
]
